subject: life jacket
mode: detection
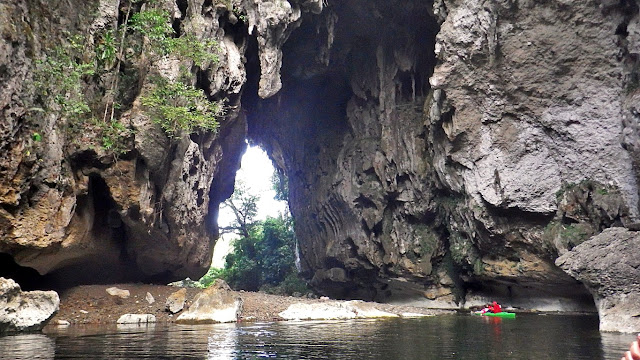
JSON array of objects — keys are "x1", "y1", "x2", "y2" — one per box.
[{"x1": 492, "y1": 302, "x2": 502, "y2": 313}]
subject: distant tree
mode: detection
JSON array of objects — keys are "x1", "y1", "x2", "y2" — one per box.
[
  {"x1": 257, "y1": 216, "x2": 297, "y2": 285},
  {"x1": 219, "y1": 180, "x2": 258, "y2": 238},
  {"x1": 271, "y1": 168, "x2": 289, "y2": 202},
  {"x1": 223, "y1": 224, "x2": 262, "y2": 291},
  {"x1": 222, "y1": 214, "x2": 305, "y2": 293},
  {"x1": 199, "y1": 177, "x2": 308, "y2": 295}
]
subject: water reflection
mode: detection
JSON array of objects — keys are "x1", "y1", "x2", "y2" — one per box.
[
  {"x1": 0, "y1": 333, "x2": 54, "y2": 360},
  {"x1": 207, "y1": 323, "x2": 238, "y2": 359},
  {"x1": 0, "y1": 314, "x2": 634, "y2": 359},
  {"x1": 601, "y1": 331, "x2": 638, "y2": 359}
]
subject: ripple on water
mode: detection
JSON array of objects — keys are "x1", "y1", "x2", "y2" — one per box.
[{"x1": 0, "y1": 314, "x2": 635, "y2": 359}]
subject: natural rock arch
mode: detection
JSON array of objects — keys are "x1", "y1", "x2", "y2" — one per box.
[{"x1": 1, "y1": 0, "x2": 638, "y2": 318}]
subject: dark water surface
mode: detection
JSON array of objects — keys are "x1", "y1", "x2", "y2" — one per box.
[{"x1": 0, "y1": 314, "x2": 635, "y2": 359}]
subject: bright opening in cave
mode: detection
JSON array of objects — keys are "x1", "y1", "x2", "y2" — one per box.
[{"x1": 211, "y1": 144, "x2": 289, "y2": 268}]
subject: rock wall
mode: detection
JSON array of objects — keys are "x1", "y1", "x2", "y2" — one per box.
[
  {"x1": 247, "y1": 0, "x2": 640, "y2": 310},
  {"x1": 556, "y1": 227, "x2": 640, "y2": 332},
  {"x1": 0, "y1": 0, "x2": 253, "y2": 287},
  {"x1": 0, "y1": 277, "x2": 59, "y2": 333},
  {"x1": 422, "y1": 0, "x2": 640, "y2": 308}
]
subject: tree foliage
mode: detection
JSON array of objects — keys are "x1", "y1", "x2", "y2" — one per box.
[
  {"x1": 140, "y1": 77, "x2": 221, "y2": 137},
  {"x1": 223, "y1": 216, "x2": 294, "y2": 290},
  {"x1": 30, "y1": 0, "x2": 222, "y2": 156},
  {"x1": 219, "y1": 180, "x2": 259, "y2": 238},
  {"x1": 199, "y1": 179, "x2": 308, "y2": 295},
  {"x1": 271, "y1": 168, "x2": 289, "y2": 202}
]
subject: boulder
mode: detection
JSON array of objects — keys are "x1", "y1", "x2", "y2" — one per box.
[
  {"x1": 176, "y1": 280, "x2": 242, "y2": 324},
  {"x1": 165, "y1": 288, "x2": 187, "y2": 314},
  {"x1": 145, "y1": 292, "x2": 155, "y2": 304},
  {"x1": 556, "y1": 228, "x2": 640, "y2": 333},
  {"x1": 278, "y1": 300, "x2": 398, "y2": 320},
  {"x1": 0, "y1": 278, "x2": 59, "y2": 333},
  {"x1": 116, "y1": 314, "x2": 157, "y2": 324},
  {"x1": 106, "y1": 287, "x2": 130, "y2": 299}
]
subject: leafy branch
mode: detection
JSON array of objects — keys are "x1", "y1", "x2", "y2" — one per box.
[
  {"x1": 140, "y1": 77, "x2": 222, "y2": 137},
  {"x1": 219, "y1": 180, "x2": 259, "y2": 238},
  {"x1": 31, "y1": 0, "x2": 223, "y2": 156}
]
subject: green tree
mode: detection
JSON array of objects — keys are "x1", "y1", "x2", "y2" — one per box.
[
  {"x1": 259, "y1": 216, "x2": 296, "y2": 285},
  {"x1": 223, "y1": 226, "x2": 262, "y2": 291},
  {"x1": 200, "y1": 177, "x2": 308, "y2": 295},
  {"x1": 271, "y1": 168, "x2": 289, "y2": 201},
  {"x1": 31, "y1": 0, "x2": 222, "y2": 156},
  {"x1": 221, "y1": 214, "x2": 305, "y2": 294},
  {"x1": 219, "y1": 180, "x2": 259, "y2": 238}
]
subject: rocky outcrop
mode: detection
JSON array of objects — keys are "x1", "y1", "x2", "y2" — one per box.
[
  {"x1": 176, "y1": 279, "x2": 242, "y2": 324},
  {"x1": 556, "y1": 228, "x2": 640, "y2": 333},
  {"x1": 278, "y1": 300, "x2": 399, "y2": 320},
  {"x1": 0, "y1": 0, "x2": 327, "y2": 287},
  {"x1": 106, "y1": 287, "x2": 130, "y2": 299},
  {"x1": 165, "y1": 288, "x2": 187, "y2": 314},
  {"x1": 0, "y1": 277, "x2": 59, "y2": 333},
  {"x1": 0, "y1": 0, "x2": 243, "y2": 286},
  {"x1": 247, "y1": 0, "x2": 446, "y2": 301},
  {"x1": 245, "y1": 0, "x2": 640, "y2": 311}
]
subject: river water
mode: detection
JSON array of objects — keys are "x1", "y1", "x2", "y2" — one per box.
[{"x1": 0, "y1": 314, "x2": 635, "y2": 359}]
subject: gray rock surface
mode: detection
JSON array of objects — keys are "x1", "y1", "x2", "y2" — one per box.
[
  {"x1": 145, "y1": 292, "x2": 155, "y2": 305},
  {"x1": 106, "y1": 287, "x2": 130, "y2": 299},
  {"x1": 556, "y1": 228, "x2": 640, "y2": 333},
  {"x1": 245, "y1": 0, "x2": 324, "y2": 98},
  {"x1": 116, "y1": 313, "x2": 157, "y2": 325},
  {"x1": 176, "y1": 280, "x2": 242, "y2": 324},
  {"x1": 244, "y1": 0, "x2": 639, "y2": 310},
  {"x1": 279, "y1": 300, "x2": 398, "y2": 320},
  {"x1": 165, "y1": 288, "x2": 187, "y2": 314},
  {"x1": 0, "y1": 0, "x2": 249, "y2": 286},
  {"x1": 0, "y1": 278, "x2": 59, "y2": 333}
]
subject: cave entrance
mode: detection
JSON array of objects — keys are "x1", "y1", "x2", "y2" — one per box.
[
  {"x1": 238, "y1": 0, "x2": 440, "y2": 299},
  {"x1": 204, "y1": 143, "x2": 305, "y2": 294},
  {"x1": 213, "y1": 144, "x2": 289, "y2": 268}
]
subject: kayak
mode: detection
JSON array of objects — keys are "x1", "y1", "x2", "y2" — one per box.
[{"x1": 473, "y1": 312, "x2": 516, "y2": 319}]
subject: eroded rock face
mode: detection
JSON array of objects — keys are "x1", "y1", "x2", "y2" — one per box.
[
  {"x1": 246, "y1": 0, "x2": 640, "y2": 310},
  {"x1": 420, "y1": 0, "x2": 638, "y2": 307},
  {"x1": 0, "y1": 278, "x2": 59, "y2": 333},
  {"x1": 556, "y1": 228, "x2": 640, "y2": 333},
  {"x1": 248, "y1": 0, "x2": 445, "y2": 301},
  {"x1": 0, "y1": 0, "x2": 309, "y2": 286}
]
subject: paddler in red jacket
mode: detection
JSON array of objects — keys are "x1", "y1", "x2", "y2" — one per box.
[{"x1": 490, "y1": 301, "x2": 502, "y2": 313}]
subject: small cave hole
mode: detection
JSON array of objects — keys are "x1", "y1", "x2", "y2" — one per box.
[
  {"x1": 0, "y1": 254, "x2": 46, "y2": 291},
  {"x1": 616, "y1": 23, "x2": 629, "y2": 37},
  {"x1": 173, "y1": 0, "x2": 188, "y2": 35},
  {"x1": 189, "y1": 164, "x2": 199, "y2": 176},
  {"x1": 197, "y1": 188, "x2": 205, "y2": 206}
]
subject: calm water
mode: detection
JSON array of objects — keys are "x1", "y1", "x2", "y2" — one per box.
[{"x1": 0, "y1": 314, "x2": 635, "y2": 359}]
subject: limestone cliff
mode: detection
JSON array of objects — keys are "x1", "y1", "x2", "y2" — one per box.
[
  {"x1": 247, "y1": 0, "x2": 640, "y2": 312},
  {"x1": 0, "y1": 0, "x2": 639, "y2": 323},
  {"x1": 0, "y1": 0, "x2": 252, "y2": 286},
  {"x1": 0, "y1": 0, "x2": 330, "y2": 288}
]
